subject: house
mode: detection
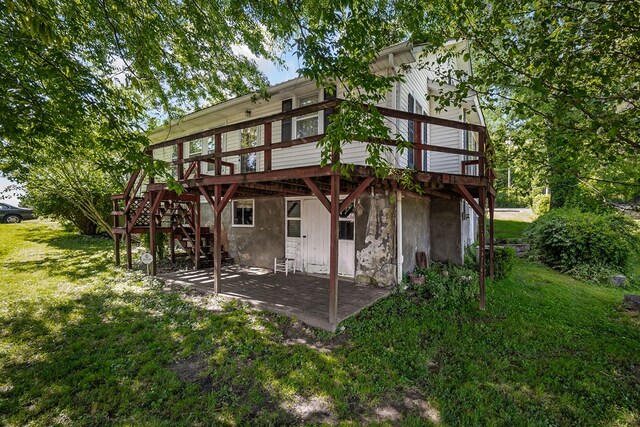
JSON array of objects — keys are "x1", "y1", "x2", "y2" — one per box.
[{"x1": 111, "y1": 41, "x2": 496, "y2": 329}]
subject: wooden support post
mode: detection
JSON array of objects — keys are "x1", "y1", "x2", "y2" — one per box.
[
  {"x1": 264, "y1": 122, "x2": 272, "y2": 171},
  {"x1": 126, "y1": 231, "x2": 132, "y2": 269},
  {"x1": 170, "y1": 228, "x2": 175, "y2": 263},
  {"x1": 479, "y1": 186, "x2": 486, "y2": 310},
  {"x1": 213, "y1": 183, "x2": 222, "y2": 295},
  {"x1": 177, "y1": 143, "x2": 184, "y2": 180},
  {"x1": 112, "y1": 198, "x2": 120, "y2": 266},
  {"x1": 489, "y1": 190, "x2": 495, "y2": 280},
  {"x1": 114, "y1": 234, "x2": 121, "y2": 266},
  {"x1": 215, "y1": 134, "x2": 222, "y2": 176},
  {"x1": 414, "y1": 121, "x2": 422, "y2": 171},
  {"x1": 149, "y1": 191, "x2": 157, "y2": 276},
  {"x1": 478, "y1": 131, "x2": 486, "y2": 178},
  {"x1": 195, "y1": 197, "x2": 201, "y2": 269},
  {"x1": 329, "y1": 173, "x2": 340, "y2": 327}
]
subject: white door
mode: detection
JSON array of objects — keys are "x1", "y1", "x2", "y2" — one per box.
[{"x1": 299, "y1": 198, "x2": 355, "y2": 277}]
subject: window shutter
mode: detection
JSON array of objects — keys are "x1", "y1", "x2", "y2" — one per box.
[
  {"x1": 407, "y1": 94, "x2": 415, "y2": 168},
  {"x1": 323, "y1": 85, "x2": 337, "y2": 132},
  {"x1": 282, "y1": 99, "x2": 293, "y2": 141}
]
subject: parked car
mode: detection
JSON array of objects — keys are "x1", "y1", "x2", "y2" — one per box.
[{"x1": 0, "y1": 203, "x2": 36, "y2": 223}]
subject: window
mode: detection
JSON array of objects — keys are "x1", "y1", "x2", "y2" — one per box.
[
  {"x1": 189, "y1": 138, "x2": 202, "y2": 157},
  {"x1": 296, "y1": 94, "x2": 319, "y2": 138},
  {"x1": 232, "y1": 200, "x2": 254, "y2": 227},
  {"x1": 339, "y1": 203, "x2": 355, "y2": 240},
  {"x1": 240, "y1": 127, "x2": 258, "y2": 173},
  {"x1": 286, "y1": 200, "x2": 301, "y2": 238}
]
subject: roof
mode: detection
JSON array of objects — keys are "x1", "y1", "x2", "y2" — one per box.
[{"x1": 149, "y1": 42, "x2": 417, "y2": 143}]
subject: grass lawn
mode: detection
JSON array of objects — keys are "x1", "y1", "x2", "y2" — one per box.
[
  {"x1": 1, "y1": 221, "x2": 639, "y2": 426},
  {"x1": 493, "y1": 208, "x2": 535, "y2": 241}
]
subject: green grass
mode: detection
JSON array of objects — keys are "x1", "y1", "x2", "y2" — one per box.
[
  {"x1": 1, "y1": 221, "x2": 639, "y2": 426},
  {"x1": 493, "y1": 219, "x2": 530, "y2": 241}
]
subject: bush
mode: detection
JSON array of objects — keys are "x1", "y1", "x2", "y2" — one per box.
[
  {"x1": 409, "y1": 262, "x2": 479, "y2": 309},
  {"x1": 524, "y1": 208, "x2": 640, "y2": 275},
  {"x1": 531, "y1": 193, "x2": 551, "y2": 216},
  {"x1": 491, "y1": 246, "x2": 517, "y2": 279}
]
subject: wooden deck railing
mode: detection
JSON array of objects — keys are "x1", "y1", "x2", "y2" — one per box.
[{"x1": 147, "y1": 98, "x2": 490, "y2": 183}]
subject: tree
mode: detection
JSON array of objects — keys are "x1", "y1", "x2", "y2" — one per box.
[
  {"x1": 2, "y1": 0, "x2": 638, "y2": 211},
  {"x1": 19, "y1": 147, "x2": 123, "y2": 237}
]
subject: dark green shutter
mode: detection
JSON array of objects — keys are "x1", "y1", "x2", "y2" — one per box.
[{"x1": 282, "y1": 99, "x2": 293, "y2": 141}]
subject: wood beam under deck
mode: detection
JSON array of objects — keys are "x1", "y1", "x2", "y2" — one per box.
[
  {"x1": 329, "y1": 173, "x2": 340, "y2": 327},
  {"x1": 479, "y1": 186, "x2": 487, "y2": 311},
  {"x1": 489, "y1": 189, "x2": 495, "y2": 280},
  {"x1": 147, "y1": 165, "x2": 488, "y2": 195}
]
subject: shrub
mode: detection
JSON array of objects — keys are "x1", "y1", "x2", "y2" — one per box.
[
  {"x1": 410, "y1": 262, "x2": 479, "y2": 309},
  {"x1": 531, "y1": 193, "x2": 551, "y2": 216},
  {"x1": 524, "y1": 208, "x2": 640, "y2": 274},
  {"x1": 491, "y1": 246, "x2": 517, "y2": 279}
]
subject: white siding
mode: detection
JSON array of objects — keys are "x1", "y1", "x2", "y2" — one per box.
[{"x1": 429, "y1": 101, "x2": 462, "y2": 174}]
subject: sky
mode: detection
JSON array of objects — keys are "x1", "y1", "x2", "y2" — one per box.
[{"x1": 0, "y1": 49, "x2": 301, "y2": 208}]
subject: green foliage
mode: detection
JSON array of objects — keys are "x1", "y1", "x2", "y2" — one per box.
[
  {"x1": 531, "y1": 194, "x2": 550, "y2": 216},
  {"x1": 525, "y1": 208, "x2": 640, "y2": 275},
  {"x1": 496, "y1": 191, "x2": 530, "y2": 209},
  {"x1": 141, "y1": 232, "x2": 168, "y2": 261},
  {"x1": 491, "y1": 246, "x2": 516, "y2": 280},
  {"x1": 409, "y1": 262, "x2": 479, "y2": 309},
  {"x1": 18, "y1": 151, "x2": 121, "y2": 238},
  {"x1": 21, "y1": 191, "x2": 98, "y2": 236}
]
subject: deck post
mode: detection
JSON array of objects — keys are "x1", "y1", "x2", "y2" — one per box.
[
  {"x1": 478, "y1": 186, "x2": 486, "y2": 310},
  {"x1": 489, "y1": 190, "x2": 495, "y2": 279},
  {"x1": 478, "y1": 131, "x2": 486, "y2": 178},
  {"x1": 195, "y1": 197, "x2": 201, "y2": 269},
  {"x1": 149, "y1": 191, "x2": 157, "y2": 276},
  {"x1": 177, "y1": 143, "x2": 184, "y2": 180},
  {"x1": 215, "y1": 134, "x2": 222, "y2": 176},
  {"x1": 125, "y1": 231, "x2": 132, "y2": 269},
  {"x1": 264, "y1": 122, "x2": 272, "y2": 171},
  {"x1": 213, "y1": 183, "x2": 222, "y2": 295},
  {"x1": 114, "y1": 234, "x2": 121, "y2": 266},
  {"x1": 170, "y1": 227, "x2": 175, "y2": 264},
  {"x1": 414, "y1": 120, "x2": 422, "y2": 171},
  {"x1": 329, "y1": 173, "x2": 340, "y2": 328}
]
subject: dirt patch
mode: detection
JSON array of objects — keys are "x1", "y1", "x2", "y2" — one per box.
[
  {"x1": 278, "y1": 317, "x2": 350, "y2": 353},
  {"x1": 281, "y1": 395, "x2": 338, "y2": 425},
  {"x1": 360, "y1": 389, "x2": 442, "y2": 424},
  {"x1": 170, "y1": 355, "x2": 212, "y2": 393}
]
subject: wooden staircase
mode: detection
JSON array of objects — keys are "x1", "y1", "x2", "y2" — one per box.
[{"x1": 111, "y1": 171, "x2": 219, "y2": 270}]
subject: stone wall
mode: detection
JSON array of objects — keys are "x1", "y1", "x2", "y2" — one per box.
[
  {"x1": 401, "y1": 194, "x2": 430, "y2": 273},
  {"x1": 354, "y1": 192, "x2": 397, "y2": 287},
  {"x1": 430, "y1": 198, "x2": 463, "y2": 265},
  {"x1": 202, "y1": 197, "x2": 285, "y2": 269}
]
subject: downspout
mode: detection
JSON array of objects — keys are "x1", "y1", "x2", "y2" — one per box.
[
  {"x1": 389, "y1": 52, "x2": 404, "y2": 283},
  {"x1": 396, "y1": 191, "x2": 403, "y2": 283}
]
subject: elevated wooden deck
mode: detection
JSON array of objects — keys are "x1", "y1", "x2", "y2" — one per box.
[{"x1": 112, "y1": 98, "x2": 496, "y2": 329}]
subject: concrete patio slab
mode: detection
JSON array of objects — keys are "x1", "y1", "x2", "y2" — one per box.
[{"x1": 159, "y1": 266, "x2": 391, "y2": 331}]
